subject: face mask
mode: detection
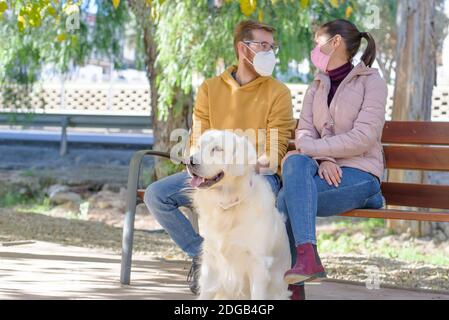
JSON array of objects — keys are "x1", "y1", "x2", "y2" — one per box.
[
  {"x1": 244, "y1": 44, "x2": 276, "y2": 77},
  {"x1": 310, "y1": 36, "x2": 336, "y2": 72}
]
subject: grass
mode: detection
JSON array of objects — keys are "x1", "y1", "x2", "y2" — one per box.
[
  {"x1": 0, "y1": 190, "x2": 85, "y2": 220},
  {"x1": 20, "y1": 169, "x2": 36, "y2": 177},
  {"x1": 0, "y1": 191, "x2": 30, "y2": 207},
  {"x1": 317, "y1": 219, "x2": 449, "y2": 266},
  {"x1": 16, "y1": 197, "x2": 53, "y2": 215}
]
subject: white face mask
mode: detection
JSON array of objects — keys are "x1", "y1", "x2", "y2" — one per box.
[{"x1": 244, "y1": 44, "x2": 277, "y2": 77}]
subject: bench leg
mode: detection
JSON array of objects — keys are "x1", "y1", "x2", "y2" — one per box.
[
  {"x1": 121, "y1": 203, "x2": 137, "y2": 285},
  {"x1": 120, "y1": 151, "x2": 145, "y2": 285}
]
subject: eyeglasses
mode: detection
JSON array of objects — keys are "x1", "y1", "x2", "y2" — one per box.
[{"x1": 243, "y1": 40, "x2": 280, "y2": 54}]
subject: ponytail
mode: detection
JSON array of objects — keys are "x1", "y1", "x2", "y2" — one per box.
[
  {"x1": 360, "y1": 32, "x2": 376, "y2": 67},
  {"x1": 320, "y1": 19, "x2": 377, "y2": 68}
]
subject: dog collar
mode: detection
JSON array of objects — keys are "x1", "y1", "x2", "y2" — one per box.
[{"x1": 217, "y1": 176, "x2": 254, "y2": 210}]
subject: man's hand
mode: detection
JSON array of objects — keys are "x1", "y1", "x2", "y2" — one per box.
[
  {"x1": 256, "y1": 154, "x2": 270, "y2": 174},
  {"x1": 318, "y1": 160, "x2": 342, "y2": 187}
]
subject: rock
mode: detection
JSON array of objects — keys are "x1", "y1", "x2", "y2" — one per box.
[
  {"x1": 47, "y1": 184, "x2": 69, "y2": 198},
  {"x1": 136, "y1": 203, "x2": 149, "y2": 216},
  {"x1": 48, "y1": 184, "x2": 83, "y2": 204},
  {"x1": 434, "y1": 230, "x2": 447, "y2": 242},
  {"x1": 49, "y1": 201, "x2": 80, "y2": 218},
  {"x1": 399, "y1": 232, "x2": 411, "y2": 241},
  {"x1": 101, "y1": 183, "x2": 121, "y2": 193},
  {"x1": 50, "y1": 191, "x2": 82, "y2": 205},
  {"x1": 96, "y1": 200, "x2": 112, "y2": 209},
  {"x1": 439, "y1": 223, "x2": 449, "y2": 239}
]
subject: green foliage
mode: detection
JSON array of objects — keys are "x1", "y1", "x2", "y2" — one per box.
[
  {"x1": 0, "y1": 191, "x2": 30, "y2": 207},
  {"x1": 16, "y1": 196, "x2": 53, "y2": 215},
  {"x1": 1, "y1": 0, "x2": 385, "y2": 124},
  {"x1": 0, "y1": 1, "x2": 129, "y2": 114},
  {"x1": 153, "y1": 0, "x2": 361, "y2": 119},
  {"x1": 158, "y1": 158, "x2": 185, "y2": 177},
  {"x1": 317, "y1": 219, "x2": 449, "y2": 266}
]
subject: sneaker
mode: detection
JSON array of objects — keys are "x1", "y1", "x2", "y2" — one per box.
[{"x1": 187, "y1": 256, "x2": 200, "y2": 295}]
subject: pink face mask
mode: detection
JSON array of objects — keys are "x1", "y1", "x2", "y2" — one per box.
[{"x1": 310, "y1": 36, "x2": 336, "y2": 73}]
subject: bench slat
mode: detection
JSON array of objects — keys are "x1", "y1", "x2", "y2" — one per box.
[
  {"x1": 339, "y1": 208, "x2": 449, "y2": 222},
  {"x1": 384, "y1": 145, "x2": 449, "y2": 171},
  {"x1": 381, "y1": 182, "x2": 449, "y2": 210},
  {"x1": 290, "y1": 121, "x2": 449, "y2": 145},
  {"x1": 382, "y1": 121, "x2": 449, "y2": 145}
]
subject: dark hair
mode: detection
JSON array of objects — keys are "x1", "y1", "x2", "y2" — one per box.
[
  {"x1": 320, "y1": 19, "x2": 376, "y2": 67},
  {"x1": 233, "y1": 20, "x2": 276, "y2": 59}
]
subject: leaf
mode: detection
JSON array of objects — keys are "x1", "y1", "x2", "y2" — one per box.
[
  {"x1": 17, "y1": 21, "x2": 25, "y2": 32},
  {"x1": 56, "y1": 33, "x2": 66, "y2": 42},
  {"x1": 258, "y1": 8, "x2": 263, "y2": 22},
  {"x1": 345, "y1": 6, "x2": 353, "y2": 18},
  {"x1": 300, "y1": 0, "x2": 309, "y2": 9},
  {"x1": 151, "y1": 5, "x2": 158, "y2": 20},
  {"x1": 47, "y1": 5, "x2": 56, "y2": 17},
  {"x1": 0, "y1": 1, "x2": 7, "y2": 13},
  {"x1": 112, "y1": 0, "x2": 120, "y2": 9},
  {"x1": 17, "y1": 15, "x2": 26, "y2": 24},
  {"x1": 330, "y1": 0, "x2": 339, "y2": 8},
  {"x1": 240, "y1": 0, "x2": 257, "y2": 17}
]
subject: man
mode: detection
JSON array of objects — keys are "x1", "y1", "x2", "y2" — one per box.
[{"x1": 144, "y1": 20, "x2": 300, "y2": 298}]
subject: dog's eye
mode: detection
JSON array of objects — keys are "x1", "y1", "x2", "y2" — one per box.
[{"x1": 212, "y1": 146, "x2": 223, "y2": 152}]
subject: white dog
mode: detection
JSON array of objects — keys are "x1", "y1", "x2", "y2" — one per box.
[{"x1": 186, "y1": 130, "x2": 291, "y2": 300}]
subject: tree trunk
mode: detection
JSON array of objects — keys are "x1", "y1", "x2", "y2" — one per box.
[
  {"x1": 143, "y1": 26, "x2": 193, "y2": 180},
  {"x1": 387, "y1": 0, "x2": 437, "y2": 236},
  {"x1": 129, "y1": 0, "x2": 193, "y2": 180}
]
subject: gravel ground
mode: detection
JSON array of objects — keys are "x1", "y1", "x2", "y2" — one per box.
[
  {"x1": 0, "y1": 208, "x2": 186, "y2": 260},
  {"x1": 0, "y1": 143, "x2": 448, "y2": 294},
  {"x1": 1, "y1": 208, "x2": 448, "y2": 293}
]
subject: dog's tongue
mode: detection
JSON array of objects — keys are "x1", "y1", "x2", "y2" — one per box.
[{"x1": 190, "y1": 176, "x2": 206, "y2": 187}]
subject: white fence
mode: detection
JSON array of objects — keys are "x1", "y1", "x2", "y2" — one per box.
[{"x1": 1, "y1": 83, "x2": 448, "y2": 121}]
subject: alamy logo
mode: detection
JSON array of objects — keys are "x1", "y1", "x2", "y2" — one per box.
[
  {"x1": 365, "y1": 265, "x2": 380, "y2": 290},
  {"x1": 65, "y1": 4, "x2": 80, "y2": 32}
]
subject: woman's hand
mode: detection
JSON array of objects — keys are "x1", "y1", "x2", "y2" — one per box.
[{"x1": 318, "y1": 161, "x2": 342, "y2": 187}]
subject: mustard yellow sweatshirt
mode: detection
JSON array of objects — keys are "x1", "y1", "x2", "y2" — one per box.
[{"x1": 189, "y1": 65, "x2": 296, "y2": 175}]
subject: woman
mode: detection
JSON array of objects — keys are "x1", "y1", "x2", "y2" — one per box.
[{"x1": 276, "y1": 19, "x2": 388, "y2": 297}]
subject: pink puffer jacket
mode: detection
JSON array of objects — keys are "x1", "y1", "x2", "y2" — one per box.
[{"x1": 285, "y1": 61, "x2": 388, "y2": 180}]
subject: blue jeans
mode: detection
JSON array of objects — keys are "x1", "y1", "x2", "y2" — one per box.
[
  {"x1": 276, "y1": 154, "x2": 383, "y2": 263},
  {"x1": 144, "y1": 170, "x2": 282, "y2": 258}
]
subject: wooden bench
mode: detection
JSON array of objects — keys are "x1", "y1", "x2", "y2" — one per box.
[{"x1": 120, "y1": 120, "x2": 449, "y2": 285}]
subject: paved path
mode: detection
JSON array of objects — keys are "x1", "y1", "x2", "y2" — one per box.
[{"x1": 1, "y1": 241, "x2": 448, "y2": 300}]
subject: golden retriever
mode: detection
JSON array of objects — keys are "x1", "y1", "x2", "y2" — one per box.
[{"x1": 186, "y1": 130, "x2": 291, "y2": 300}]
